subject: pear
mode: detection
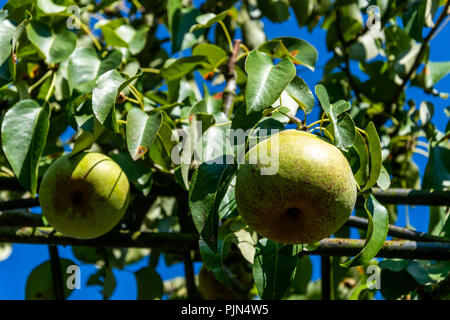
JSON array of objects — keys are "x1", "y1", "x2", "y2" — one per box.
[
  {"x1": 235, "y1": 129, "x2": 357, "y2": 244},
  {"x1": 39, "y1": 152, "x2": 130, "y2": 239},
  {"x1": 197, "y1": 265, "x2": 252, "y2": 300}
]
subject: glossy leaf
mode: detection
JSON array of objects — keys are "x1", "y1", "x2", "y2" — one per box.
[
  {"x1": 92, "y1": 70, "x2": 141, "y2": 132},
  {"x1": 353, "y1": 130, "x2": 369, "y2": 187},
  {"x1": 126, "y1": 109, "x2": 163, "y2": 161},
  {"x1": 26, "y1": 21, "x2": 76, "y2": 63},
  {"x1": 134, "y1": 267, "x2": 163, "y2": 300},
  {"x1": 190, "y1": 9, "x2": 230, "y2": 32},
  {"x1": 192, "y1": 43, "x2": 227, "y2": 78},
  {"x1": 360, "y1": 122, "x2": 382, "y2": 192},
  {"x1": 315, "y1": 84, "x2": 354, "y2": 150},
  {"x1": 1, "y1": 100, "x2": 50, "y2": 196},
  {"x1": 189, "y1": 160, "x2": 237, "y2": 251},
  {"x1": 160, "y1": 56, "x2": 208, "y2": 81},
  {"x1": 0, "y1": 17, "x2": 15, "y2": 65},
  {"x1": 425, "y1": 61, "x2": 450, "y2": 88},
  {"x1": 341, "y1": 195, "x2": 389, "y2": 267},
  {"x1": 258, "y1": 37, "x2": 318, "y2": 70},
  {"x1": 285, "y1": 76, "x2": 315, "y2": 114},
  {"x1": 198, "y1": 231, "x2": 234, "y2": 287},
  {"x1": 245, "y1": 50, "x2": 296, "y2": 113},
  {"x1": 253, "y1": 239, "x2": 298, "y2": 300},
  {"x1": 37, "y1": 0, "x2": 66, "y2": 14}
]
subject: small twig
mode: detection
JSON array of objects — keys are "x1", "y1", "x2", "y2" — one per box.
[
  {"x1": 223, "y1": 39, "x2": 241, "y2": 117},
  {"x1": 218, "y1": 20, "x2": 233, "y2": 52},
  {"x1": 335, "y1": 10, "x2": 363, "y2": 102},
  {"x1": 75, "y1": 16, "x2": 102, "y2": 50},
  {"x1": 28, "y1": 70, "x2": 53, "y2": 94},
  {"x1": 387, "y1": 1, "x2": 450, "y2": 116}
]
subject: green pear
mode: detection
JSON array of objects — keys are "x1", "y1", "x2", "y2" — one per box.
[
  {"x1": 197, "y1": 265, "x2": 251, "y2": 300},
  {"x1": 39, "y1": 152, "x2": 130, "y2": 239},
  {"x1": 235, "y1": 129, "x2": 357, "y2": 244},
  {"x1": 25, "y1": 258, "x2": 75, "y2": 300}
]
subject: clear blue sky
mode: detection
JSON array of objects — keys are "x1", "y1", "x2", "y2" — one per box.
[{"x1": 0, "y1": 0, "x2": 449, "y2": 300}]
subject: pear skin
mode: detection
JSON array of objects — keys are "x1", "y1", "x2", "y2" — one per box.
[
  {"x1": 39, "y1": 152, "x2": 130, "y2": 239},
  {"x1": 235, "y1": 129, "x2": 357, "y2": 244}
]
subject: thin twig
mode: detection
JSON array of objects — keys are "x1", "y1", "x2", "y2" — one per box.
[
  {"x1": 223, "y1": 39, "x2": 241, "y2": 117},
  {"x1": 387, "y1": 1, "x2": 450, "y2": 115},
  {"x1": 335, "y1": 10, "x2": 362, "y2": 102}
]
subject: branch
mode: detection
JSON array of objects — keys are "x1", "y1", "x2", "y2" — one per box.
[
  {"x1": 0, "y1": 210, "x2": 43, "y2": 227},
  {"x1": 223, "y1": 39, "x2": 241, "y2": 117},
  {"x1": 2, "y1": 188, "x2": 449, "y2": 212},
  {"x1": 387, "y1": 1, "x2": 450, "y2": 114},
  {"x1": 371, "y1": 188, "x2": 450, "y2": 206},
  {"x1": 0, "y1": 227, "x2": 449, "y2": 260},
  {"x1": 346, "y1": 216, "x2": 450, "y2": 243},
  {"x1": 0, "y1": 198, "x2": 39, "y2": 210},
  {"x1": 304, "y1": 238, "x2": 450, "y2": 260},
  {"x1": 0, "y1": 227, "x2": 199, "y2": 252}
]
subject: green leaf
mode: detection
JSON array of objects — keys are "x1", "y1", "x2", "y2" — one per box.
[
  {"x1": 149, "y1": 121, "x2": 176, "y2": 170},
  {"x1": 25, "y1": 258, "x2": 76, "y2": 300},
  {"x1": 71, "y1": 118, "x2": 105, "y2": 156},
  {"x1": 425, "y1": 61, "x2": 450, "y2": 88},
  {"x1": 253, "y1": 238, "x2": 298, "y2": 300},
  {"x1": 160, "y1": 56, "x2": 208, "y2": 81},
  {"x1": 36, "y1": 0, "x2": 66, "y2": 14},
  {"x1": 291, "y1": 255, "x2": 312, "y2": 294},
  {"x1": 134, "y1": 267, "x2": 163, "y2": 300},
  {"x1": 26, "y1": 21, "x2": 76, "y2": 63},
  {"x1": 92, "y1": 70, "x2": 141, "y2": 132},
  {"x1": 67, "y1": 47, "x2": 101, "y2": 93},
  {"x1": 377, "y1": 164, "x2": 391, "y2": 190},
  {"x1": 126, "y1": 109, "x2": 163, "y2": 161},
  {"x1": 190, "y1": 9, "x2": 230, "y2": 32},
  {"x1": 423, "y1": 143, "x2": 450, "y2": 236},
  {"x1": 189, "y1": 160, "x2": 237, "y2": 251},
  {"x1": 285, "y1": 76, "x2": 315, "y2": 114},
  {"x1": 168, "y1": 5, "x2": 204, "y2": 53},
  {"x1": 0, "y1": 17, "x2": 15, "y2": 65},
  {"x1": 96, "y1": 19, "x2": 149, "y2": 54},
  {"x1": 1, "y1": 100, "x2": 50, "y2": 196},
  {"x1": 290, "y1": 0, "x2": 314, "y2": 26},
  {"x1": 245, "y1": 50, "x2": 296, "y2": 113},
  {"x1": 403, "y1": 0, "x2": 426, "y2": 42},
  {"x1": 198, "y1": 231, "x2": 235, "y2": 287},
  {"x1": 256, "y1": 0, "x2": 290, "y2": 22},
  {"x1": 353, "y1": 130, "x2": 369, "y2": 187},
  {"x1": 341, "y1": 195, "x2": 389, "y2": 267},
  {"x1": 258, "y1": 37, "x2": 318, "y2": 70},
  {"x1": 192, "y1": 43, "x2": 227, "y2": 78},
  {"x1": 360, "y1": 122, "x2": 382, "y2": 191},
  {"x1": 315, "y1": 84, "x2": 354, "y2": 150},
  {"x1": 380, "y1": 268, "x2": 417, "y2": 300}
]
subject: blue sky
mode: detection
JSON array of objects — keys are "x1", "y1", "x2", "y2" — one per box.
[{"x1": 0, "y1": 0, "x2": 449, "y2": 299}]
